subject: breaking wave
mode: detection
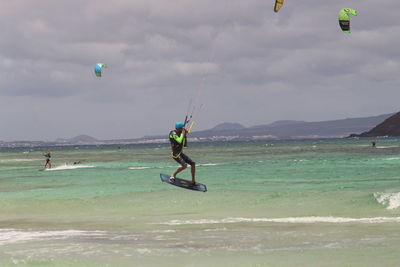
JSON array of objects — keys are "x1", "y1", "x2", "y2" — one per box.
[
  {"x1": 374, "y1": 192, "x2": 400, "y2": 210},
  {"x1": 45, "y1": 164, "x2": 95, "y2": 171},
  {"x1": 383, "y1": 157, "x2": 400, "y2": 161},
  {"x1": 129, "y1": 167, "x2": 152, "y2": 170},
  {"x1": 198, "y1": 163, "x2": 219, "y2": 167},
  {"x1": 159, "y1": 216, "x2": 400, "y2": 226},
  {"x1": 0, "y1": 229, "x2": 106, "y2": 246}
]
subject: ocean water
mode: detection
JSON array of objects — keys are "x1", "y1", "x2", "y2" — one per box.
[{"x1": 0, "y1": 139, "x2": 400, "y2": 266}]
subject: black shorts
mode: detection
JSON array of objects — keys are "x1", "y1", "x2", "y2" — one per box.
[{"x1": 174, "y1": 153, "x2": 195, "y2": 167}]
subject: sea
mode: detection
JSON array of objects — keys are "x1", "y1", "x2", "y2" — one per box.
[{"x1": 0, "y1": 138, "x2": 400, "y2": 266}]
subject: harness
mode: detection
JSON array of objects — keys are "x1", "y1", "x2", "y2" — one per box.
[{"x1": 169, "y1": 130, "x2": 185, "y2": 158}]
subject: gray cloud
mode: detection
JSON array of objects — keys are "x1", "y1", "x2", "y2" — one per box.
[{"x1": 0, "y1": 0, "x2": 399, "y2": 141}]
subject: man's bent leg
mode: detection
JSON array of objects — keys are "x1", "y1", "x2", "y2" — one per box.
[
  {"x1": 171, "y1": 155, "x2": 188, "y2": 180},
  {"x1": 173, "y1": 164, "x2": 187, "y2": 178}
]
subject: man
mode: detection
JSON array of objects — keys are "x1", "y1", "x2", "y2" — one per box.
[
  {"x1": 43, "y1": 151, "x2": 51, "y2": 169},
  {"x1": 372, "y1": 141, "x2": 376, "y2": 148},
  {"x1": 169, "y1": 122, "x2": 196, "y2": 184}
]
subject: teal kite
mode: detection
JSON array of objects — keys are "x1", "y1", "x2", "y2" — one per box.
[{"x1": 94, "y1": 63, "x2": 107, "y2": 77}]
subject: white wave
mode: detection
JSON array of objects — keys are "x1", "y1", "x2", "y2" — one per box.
[
  {"x1": 128, "y1": 166, "x2": 151, "y2": 170},
  {"x1": 383, "y1": 157, "x2": 400, "y2": 161},
  {"x1": 198, "y1": 163, "x2": 219, "y2": 167},
  {"x1": 159, "y1": 216, "x2": 400, "y2": 226},
  {"x1": 0, "y1": 229, "x2": 106, "y2": 246},
  {"x1": 137, "y1": 248, "x2": 152, "y2": 254},
  {"x1": 374, "y1": 192, "x2": 400, "y2": 210},
  {"x1": 45, "y1": 164, "x2": 95, "y2": 171},
  {"x1": 376, "y1": 146, "x2": 399, "y2": 149},
  {"x1": 149, "y1": 230, "x2": 176, "y2": 233},
  {"x1": 204, "y1": 228, "x2": 227, "y2": 232}
]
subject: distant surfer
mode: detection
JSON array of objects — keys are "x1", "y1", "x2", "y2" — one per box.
[
  {"x1": 43, "y1": 151, "x2": 51, "y2": 169},
  {"x1": 372, "y1": 140, "x2": 376, "y2": 148},
  {"x1": 169, "y1": 122, "x2": 196, "y2": 184}
]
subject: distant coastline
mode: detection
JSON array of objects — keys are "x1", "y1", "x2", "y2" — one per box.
[{"x1": 0, "y1": 113, "x2": 396, "y2": 148}]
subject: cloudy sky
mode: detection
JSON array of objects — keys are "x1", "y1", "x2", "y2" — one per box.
[{"x1": 0, "y1": 0, "x2": 399, "y2": 141}]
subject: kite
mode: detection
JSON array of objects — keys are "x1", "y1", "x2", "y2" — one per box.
[
  {"x1": 339, "y1": 8, "x2": 358, "y2": 33},
  {"x1": 94, "y1": 63, "x2": 107, "y2": 77},
  {"x1": 274, "y1": 0, "x2": 285, "y2": 13}
]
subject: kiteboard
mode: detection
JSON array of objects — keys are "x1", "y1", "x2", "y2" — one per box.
[{"x1": 160, "y1": 173, "x2": 207, "y2": 192}]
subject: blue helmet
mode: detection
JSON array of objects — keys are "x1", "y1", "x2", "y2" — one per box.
[{"x1": 175, "y1": 122, "x2": 184, "y2": 129}]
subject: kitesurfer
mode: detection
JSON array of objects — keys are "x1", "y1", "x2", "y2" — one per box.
[
  {"x1": 169, "y1": 122, "x2": 196, "y2": 184},
  {"x1": 43, "y1": 151, "x2": 51, "y2": 169}
]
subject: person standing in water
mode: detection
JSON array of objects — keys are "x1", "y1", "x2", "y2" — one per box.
[
  {"x1": 43, "y1": 151, "x2": 51, "y2": 169},
  {"x1": 169, "y1": 122, "x2": 196, "y2": 184},
  {"x1": 372, "y1": 141, "x2": 376, "y2": 148}
]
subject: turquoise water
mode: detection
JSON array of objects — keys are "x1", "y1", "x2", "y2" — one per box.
[{"x1": 0, "y1": 139, "x2": 400, "y2": 266}]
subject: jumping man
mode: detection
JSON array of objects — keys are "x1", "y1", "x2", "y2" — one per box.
[{"x1": 169, "y1": 122, "x2": 196, "y2": 184}]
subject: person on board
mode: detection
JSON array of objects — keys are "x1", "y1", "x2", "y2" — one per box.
[
  {"x1": 43, "y1": 151, "x2": 52, "y2": 169},
  {"x1": 169, "y1": 122, "x2": 196, "y2": 184}
]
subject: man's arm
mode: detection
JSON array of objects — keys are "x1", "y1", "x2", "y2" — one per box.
[{"x1": 171, "y1": 129, "x2": 187, "y2": 144}]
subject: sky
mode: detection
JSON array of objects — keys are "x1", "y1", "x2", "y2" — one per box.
[{"x1": 0, "y1": 0, "x2": 399, "y2": 141}]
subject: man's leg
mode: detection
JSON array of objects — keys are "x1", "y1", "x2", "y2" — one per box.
[
  {"x1": 171, "y1": 156, "x2": 187, "y2": 180},
  {"x1": 181, "y1": 153, "x2": 196, "y2": 184},
  {"x1": 190, "y1": 163, "x2": 196, "y2": 183},
  {"x1": 173, "y1": 164, "x2": 187, "y2": 178}
]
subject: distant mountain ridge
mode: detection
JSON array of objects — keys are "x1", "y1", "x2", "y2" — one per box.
[
  {"x1": 211, "y1": 123, "x2": 246, "y2": 131},
  {"x1": 252, "y1": 120, "x2": 306, "y2": 128},
  {"x1": 56, "y1": 135, "x2": 98, "y2": 143},
  {"x1": 189, "y1": 113, "x2": 394, "y2": 140},
  {"x1": 50, "y1": 112, "x2": 398, "y2": 144}
]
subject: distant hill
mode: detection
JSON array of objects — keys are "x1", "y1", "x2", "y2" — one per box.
[
  {"x1": 56, "y1": 135, "x2": 98, "y2": 144},
  {"x1": 351, "y1": 112, "x2": 400, "y2": 137},
  {"x1": 190, "y1": 113, "x2": 394, "y2": 140},
  {"x1": 252, "y1": 120, "x2": 306, "y2": 128},
  {"x1": 211, "y1": 122, "x2": 246, "y2": 131}
]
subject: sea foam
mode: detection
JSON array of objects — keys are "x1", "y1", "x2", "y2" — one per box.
[
  {"x1": 383, "y1": 157, "x2": 400, "y2": 161},
  {"x1": 45, "y1": 164, "x2": 95, "y2": 171},
  {"x1": 159, "y1": 216, "x2": 400, "y2": 226},
  {"x1": 0, "y1": 229, "x2": 106, "y2": 245},
  {"x1": 128, "y1": 166, "x2": 151, "y2": 170},
  {"x1": 374, "y1": 192, "x2": 400, "y2": 210},
  {"x1": 198, "y1": 163, "x2": 219, "y2": 167}
]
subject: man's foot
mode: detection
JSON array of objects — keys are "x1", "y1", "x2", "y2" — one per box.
[{"x1": 170, "y1": 176, "x2": 175, "y2": 183}]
